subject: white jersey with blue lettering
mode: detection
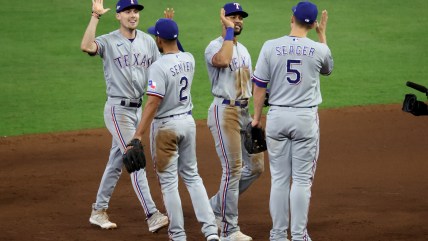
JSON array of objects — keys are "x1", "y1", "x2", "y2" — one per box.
[
  {"x1": 146, "y1": 52, "x2": 194, "y2": 118},
  {"x1": 252, "y1": 36, "x2": 333, "y2": 107},
  {"x1": 205, "y1": 36, "x2": 253, "y2": 100},
  {"x1": 95, "y1": 29, "x2": 161, "y2": 99}
]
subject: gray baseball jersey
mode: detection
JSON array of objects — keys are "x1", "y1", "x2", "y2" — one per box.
[
  {"x1": 91, "y1": 29, "x2": 165, "y2": 226},
  {"x1": 146, "y1": 52, "x2": 194, "y2": 117},
  {"x1": 205, "y1": 36, "x2": 253, "y2": 100},
  {"x1": 146, "y1": 51, "x2": 218, "y2": 240},
  {"x1": 204, "y1": 36, "x2": 264, "y2": 237},
  {"x1": 252, "y1": 36, "x2": 333, "y2": 107},
  {"x1": 95, "y1": 29, "x2": 161, "y2": 98},
  {"x1": 252, "y1": 35, "x2": 333, "y2": 241}
]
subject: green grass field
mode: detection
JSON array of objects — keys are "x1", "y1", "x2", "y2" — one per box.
[{"x1": 1, "y1": 0, "x2": 427, "y2": 136}]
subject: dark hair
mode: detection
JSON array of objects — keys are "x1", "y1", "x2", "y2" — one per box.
[{"x1": 294, "y1": 17, "x2": 314, "y2": 29}]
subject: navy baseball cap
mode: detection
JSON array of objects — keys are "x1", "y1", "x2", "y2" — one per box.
[
  {"x1": 292, "y1": 1, "x2": 318, "y2": 24},
  {"x1": 223, "y1": 2, "x2": 248, "y2": 18},
  {"x1": 116, "y1": 0, "x2": 144, "y2": 13},
  {"x1": 148, "y1": 18, "x2": 179, "y2": 40},
  {"x1": 148, "y1": 18, "x2": 184, "y2": 51}
]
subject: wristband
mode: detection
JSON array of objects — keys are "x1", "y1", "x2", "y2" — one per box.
[
  {"x1": 92, "y1": 11, "x2": 101, "y2": 19},
  {"x1": 224, "y1": 27, "x2": 234, "y2": 41}
]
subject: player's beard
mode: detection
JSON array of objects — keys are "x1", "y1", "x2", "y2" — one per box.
[{"x1": 234, "y1": 25, "x2": 243, "y2": 36}]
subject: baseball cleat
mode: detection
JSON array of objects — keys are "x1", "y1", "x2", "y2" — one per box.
[
  {"x1": 89, "y1": 205, "x2": 117, "y2": 229},
  {"x1": 147, "y1": 210, "x2": 169, "y2": 232},
  {"x1": 220, "y1": 231, "x2": 252, "y2": 241},
  {"x1": 207, "y1": 234, "x2": 220, "y2": 241}
]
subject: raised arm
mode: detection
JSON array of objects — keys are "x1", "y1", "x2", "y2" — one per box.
[
  {"x1": 80, "y1": 0, "x2": 110, "y2": 54},
  {"x1": 211, "y1": 8, "x2": 235, "y2": 68},
  {"x1": 316, "y1": 10, "x2": 328, "y2": 45}
]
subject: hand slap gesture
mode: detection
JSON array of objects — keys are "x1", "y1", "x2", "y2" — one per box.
[
  {"x1": 316, "y1": 10, "x2": 328, "y2": 35},
  {"x1": 92, "y1": 0, "x2": 110, "y2": 15},
  {"x1": 220, "y1": 8, "x2": 234, "y2": 29},
  {"x1": 164, "y1": 8, "x2": 175, "y2": 19}
]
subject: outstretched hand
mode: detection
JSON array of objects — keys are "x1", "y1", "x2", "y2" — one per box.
[
  {"x1": 220, "y1": 8, "x2": 234, "y2": 28},
  {"x1": 164, "y1": 8, "x2": 175, "y2": 19},
  {"x1": 316, "y1": 10, "x2": 328, "y2": 44},
  {"x1": 316, "y1": 10, "x2": 328, "y2": 35},
  {"x1": 92, "y1": 0, "x2": 110, "y2": 15}
]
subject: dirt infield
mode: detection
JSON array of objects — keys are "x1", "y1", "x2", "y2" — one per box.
[{"x1": 1, "y1": 104, "x2": 427, "y2": 241}]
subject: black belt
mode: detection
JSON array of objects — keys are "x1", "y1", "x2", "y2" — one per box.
[
  {"x1": 120, "y1": 98, "x2": 142, "y2": 108},
  {"x1": 155, "y1": 110, "x2": 192, "y2": 119},
  {"x1": 270, "y1": 105, "x2": 316, "y2": 108},
  {"x1": 222, "y1": 99, "x2": 248, "y2": 108}
]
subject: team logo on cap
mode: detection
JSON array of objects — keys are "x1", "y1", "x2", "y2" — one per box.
[{"x1": 233, "y1": 3, "x2": 240, "y2": 9}]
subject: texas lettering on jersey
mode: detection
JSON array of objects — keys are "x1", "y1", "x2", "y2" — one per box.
[
  {"x1": 113, "y1": 53, "x2": 154, "y2": 69},
  {"x1": 229, "y1": 56, "x2": 249, "y2": 72}
]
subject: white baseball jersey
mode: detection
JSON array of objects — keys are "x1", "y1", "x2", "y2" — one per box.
[
  {"x1": 205, "y1": 36, "x2": 253, "y2": 100},
  {"x1": 95, "y1": 29, "x2": 161, "y2": 98},
  {"x1": 252, "y1": 36, "x2": 333, "y2": 107},
  {"x1": 146, "y1": 52, "x2": 194, "y2": 118}
]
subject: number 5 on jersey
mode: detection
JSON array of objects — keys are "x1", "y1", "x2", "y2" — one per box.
[{"x1": 287, "y1": 59, "x2": 302, "y2": 84}]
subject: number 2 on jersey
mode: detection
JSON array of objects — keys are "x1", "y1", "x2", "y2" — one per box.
[
  {"x1": 286, "y1": 59, "x2": 302, "y2": 84},
  {"x1": 179, "y1": 76, "x2": 188, "y2": 101}
]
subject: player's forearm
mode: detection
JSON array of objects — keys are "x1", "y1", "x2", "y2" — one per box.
[
  {"x1": 316, "y1": 10, "x2": 328, "y2": 45},
  {"x1": 212, "y1": 42, "x2": 234, "y2": 68},
  {"x1": 252, "y1": 84, "x2": 266, "y2": 125},
  {"x1": 317, "y1": 32, "x2": 327, "y2": 45},
  {"x1": 134, "y1": 97, "x2": 160, "y2": 141},
  {"x1": 80, "y1": 16, "x2": 99, "y2": 53}
]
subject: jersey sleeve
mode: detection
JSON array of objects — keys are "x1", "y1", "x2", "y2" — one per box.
[
  {"x1": 320, "y1": 46, "x2": 334, "y2": 76},
  {"x1": 94, "y1": 34, "x2": 108, "y2": 58},
  {"x1": 146, "y1": 63, "x2": 166, "y2": 98},
  {"x1": 252, "y1": 42, "x2": 270, "y2": 88},
  {"x1": 204, "y1": 40, "x2": 222, "y2": 66}
]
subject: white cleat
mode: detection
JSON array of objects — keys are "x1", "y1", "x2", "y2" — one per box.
[
  {"x1": 147, "y1": 210, "x2": 169, "y2": 232},
  {"x1": 89, "y1": 204, "x2": 117, "y2": 229},
  {"x1": 207, "y1": 234, "x2": 220, "y2": 241},
  {"x1": 221, "y1": 231, "x2": 253, "y2": 241}
]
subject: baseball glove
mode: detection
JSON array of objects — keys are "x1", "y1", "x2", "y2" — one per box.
[
  {"x1": 402, "y1": 94, "x2": 428, "y2": 116},
  {"x1": 241, "y1": 123, "x2": 267, "y2": 154},
  {"x1": 123, "y1": 139, "x2": 146, "y2": 173}
]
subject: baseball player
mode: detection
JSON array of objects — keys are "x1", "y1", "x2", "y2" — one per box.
[
  {"x1": 204, "y1": 3, "x2": 264, "y2": 241},
  {"x1": 80, "y1": 0, "x2": 170, "y2": 231},
  {"x1": 129, "y1": 18, "x2": 219, "y2": 241},
  {"x1": 251, "y1": 1, "x2": 334, "y2": 241}
]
